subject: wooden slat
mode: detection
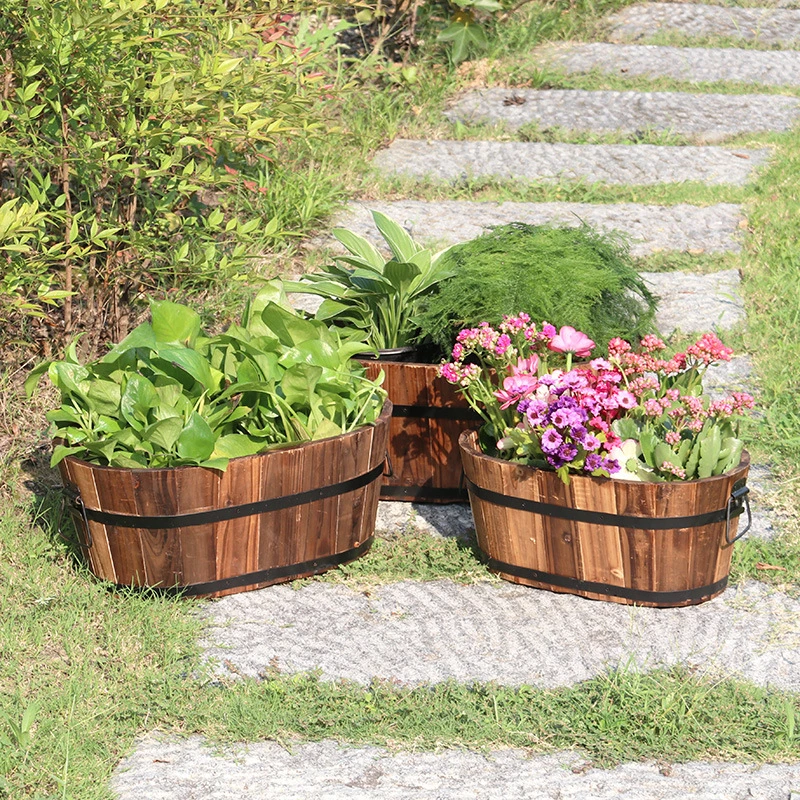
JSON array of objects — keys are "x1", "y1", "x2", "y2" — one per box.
[
  {"x1": 94, "y1": 469, "x2": 146, "y2": 586},
  {"x1": 59, "y1": 458, "x2": 117, "y2": 583}
]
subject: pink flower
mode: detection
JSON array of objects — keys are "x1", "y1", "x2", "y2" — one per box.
[
  {"x1": 608, "y1": 337, "x2": 631, "y2": 357},
  {"x1": 510, "y1": 355, "x2": 539, "y2": 376},
  {"x1": 640, "y1": 334, "x2": 666, "y2": 352},
  {"x1": 617, "y1": 390, "x2": 637, "y2": 409},
  {"x1": 542, "y1": 323, "x2": 557, "y2": 339},
  {"x1": 548, "y1": 326, "x2": 595, "y2": 358},
  {"x1": 494, "y1": 374, "x2": 539, "y2": 409},
  {"x1": 495, "y1": 334, "x2": 512, "y2": 355}
]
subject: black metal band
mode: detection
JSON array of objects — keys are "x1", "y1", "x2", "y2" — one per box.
[
  {"x1": 483, "y1": 553, "x2": 729, "y2": 604},
  {"x1": 391, "y1": 404, "x2": 481, "y2": 421},
  {"x1": 380, "y1": 485, "x2": 469, "y2": 501},
  {"x1": 465, "y1": 477, "x2": 746, "y2": 531},
  {"x1": 115, "y1": 538, "x2": 374, "y2": 597},
  {"x1": 73, "y1": 462, "x2": 385, "y2": 530}
]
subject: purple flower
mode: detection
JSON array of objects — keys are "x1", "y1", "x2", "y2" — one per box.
[
  {"x1": 582, "y1": 434, "x2": 601, "y2": 451},
  {"x1": 559, "y1": 443, "x2": 578, "y2": 462},
  {"x1": 585, "y1": 453, "x2": 602, "y2": 471},
  {"x1": 550, "y1": 408, "x2": 572, "y2": 428},
  {"x1": 570, "y1": 424, "x2": 587, "y2": 441},
  {"x1": 524, "y1": 400, "x2": 548, "y2": 426},
  {"x1": 541, "y1": 428, "x2": 563, "y2": 454},
  {"x1": 603, "y1": 457, "x2": 621, "y2": 474}
]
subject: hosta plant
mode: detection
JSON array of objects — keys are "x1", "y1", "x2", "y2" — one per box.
[
  {"x1": 284, "y1": 210, "x2": 455, "y2": 351},
  {"x1": 440, "y1": 315, "x2": 753, "y2": 483},
  {"x1": 26, "y1": 283, "x2": 386, "y2": 470}
]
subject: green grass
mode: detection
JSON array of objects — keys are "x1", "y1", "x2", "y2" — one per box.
[
  {"x1": 314, "y1": 532, "x2": 491, "y2": 587},
  {"x1": 0, "y1": 496, "x2": 203, "y2": 800},
  {"x1": 500, "y1": 65, "x2": 800, "y2": 98},
  {"x1": 631, "y1": 31, "x2": 800, "y2": 51},
  {"x1": 635, "y1": 251, "x2": 742, "y2": 274},
  {"x1": 178, "y1": 668, "x2": 800, "y2": 767},
  {"x1": 363, "y1": 173, "x2": 747, "y2": 207}
]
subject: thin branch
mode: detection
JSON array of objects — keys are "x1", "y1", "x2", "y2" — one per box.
[{"x1": 60, "y1": 100, "x2": 73, "y2": 331}]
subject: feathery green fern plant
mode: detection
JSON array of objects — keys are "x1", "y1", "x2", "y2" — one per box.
[{"x1": 415, "y1": 222, "x2": 658, "y2": 356}]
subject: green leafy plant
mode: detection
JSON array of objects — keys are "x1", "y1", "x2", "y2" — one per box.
[
  {"x1": 0, "y1": 197, "x2": 71, "y2": 327},
  {"x1": 437, "y1": 0, "x2": 503, "y2": 63},
  {"x1": 0, "y1": 0, "x2": 339, "y2": 343},
  {"x1": 416, "y1": 222, "x2": 658, "y2": 356},
  {"x1": 25, "y1": 284, "x2": 386, "y2": 470},
  {"x1": 284, "y1": 210, "x2": 455, "y2": 350},
  {"x1": 0, "y1": 702, "x2": 39, "y2": 752}
]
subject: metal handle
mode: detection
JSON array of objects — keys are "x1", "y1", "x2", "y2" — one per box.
[
  {"x1": 383, "y1": 450, "x2": 394, "y2": 478},
  {"x1": 725, "y1": 484, "x2": 751, "y2": 544},
  {"x1": 62, "y1": 486, "x2": 93, "y2": 550}
]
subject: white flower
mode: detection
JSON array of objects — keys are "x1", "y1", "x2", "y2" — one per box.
[{"x1": 607, "y1": 439, "x2": 645, "y2": 482}]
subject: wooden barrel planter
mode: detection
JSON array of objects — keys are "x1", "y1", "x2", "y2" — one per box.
[
  {"x1": 57, "y1": 402, "x2": 391, "y2": 599},
  {"x1": 361, "y1": 360, "x2": 480, "y2": 503},
  {"x1": 459, "y1": 430, "x2": 751, "y2": 607}
]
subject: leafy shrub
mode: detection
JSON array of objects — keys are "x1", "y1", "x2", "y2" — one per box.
[
  {"x1": 0, "y1": 0, "x2": 339, "y2": 342},
  {"x1": 26, "y1": 284, "x2": 386, "y2": 470},
  {"x1": 415, "y1": 223, "x2": 658, "y2": 355}
]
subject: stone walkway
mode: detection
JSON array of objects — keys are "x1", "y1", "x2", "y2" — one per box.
[
  {"x1": 373, "y1": 139, "x2": 769, "y2": 184},
  {"x1": 444, "y1": 88, "x2": 800, "y2": 140},
  {"x1": 605, "y1": 3, "x2": 800, "y2": 46},
  {"x1": 202, "y1": 580, "x2": 800, "y2": 690},
  {"x1": 544, "y1": 42, "x2": 800, "y2": 86},
  {"x1": 113, "y1": 739, "x2": 800, "y2": 800},
  {"x1": 112, "y1": 1, "x2": 800, "y2": 797}
]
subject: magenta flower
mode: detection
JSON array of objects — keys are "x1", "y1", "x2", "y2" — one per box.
[
  {"x1": 548, "y1": 326, "x2": 596, "y2": 358},
  {"x1": 541, "y1": 428, "x2": 563, "y2": 454}
]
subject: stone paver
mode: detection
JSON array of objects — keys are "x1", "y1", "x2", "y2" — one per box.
[
  {"x1": 201, "y1": 580, "x2": 800, "y2": 690},
  {"x1": 445, "y1": 89, "x2": 800, "y2": 141},
  {"x1": 332, "y1": 200, "x2": 745, "y2": 256},
  {"x1": 606, "y1": 3, "x2": 800, "y2": 46},
  {"x1": 375, "y1": 501, "x2": 473, "y2": 539},
  {"x1": 113, "y1": 737, "x2": 800, "y2": 800},
  {"x1": 546, "y1": 42, "x2": 800, "y2": 86},
  {"x1": 641, "y1": 268, "x2": 745, "y2": 333},
  {"x1": 372, "y1": 139, "x2": 769, "y2": 185}
]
